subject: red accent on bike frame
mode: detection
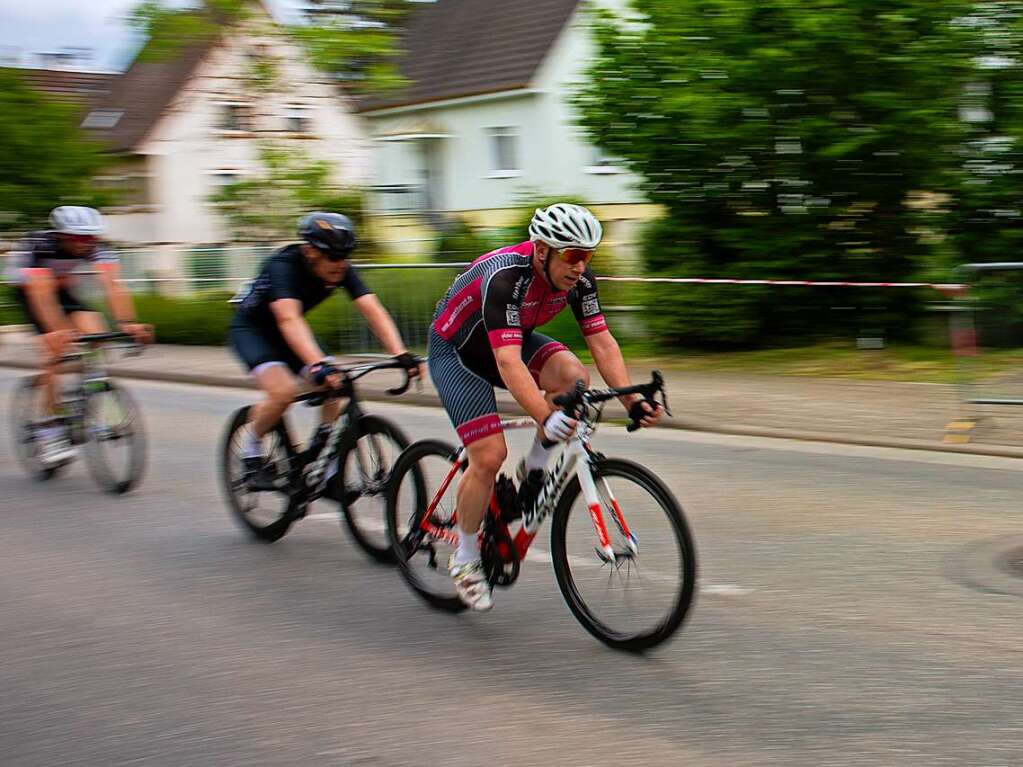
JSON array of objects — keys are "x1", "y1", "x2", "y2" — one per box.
[
  {"x1": 418, "y1": 453, "x2": 464, "y2": 536},
  {"x1": 513, "y1": 527, "x2": 538, "y2": 560},
  {"x1": 608, "y1": 498, "x2": 633, "y2": 540},
  {"x1": 588, "y1": 503, "x2": 613, "y2": 551},
  {"x1": 420, "y1": 522, "x2": 460, "y2": 547}
]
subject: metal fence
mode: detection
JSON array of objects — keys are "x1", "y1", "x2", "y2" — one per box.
[{"x1": 0, "y1": 246, "x2": 648, "y2": 355}]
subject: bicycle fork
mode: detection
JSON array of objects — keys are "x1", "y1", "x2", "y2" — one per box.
[{"x1": 576, "y1": 456, "x2": 639, "y2": 565}]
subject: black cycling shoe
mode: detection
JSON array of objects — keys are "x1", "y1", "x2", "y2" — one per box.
[{"x1": 243, "y1": 455, "x2": 278, "y2": 492}]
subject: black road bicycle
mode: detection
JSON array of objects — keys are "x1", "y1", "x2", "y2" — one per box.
[
  {"x1": 220, "y1": 358, "x2": 419, "y2": 560},
  {"x1": 11, "y1": 331, "x2": 147, "y2": 495}
]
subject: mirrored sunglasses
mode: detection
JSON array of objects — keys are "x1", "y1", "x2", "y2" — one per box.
[{"x1": 556, "y1": 247, "x2": 595, "y2": 266}]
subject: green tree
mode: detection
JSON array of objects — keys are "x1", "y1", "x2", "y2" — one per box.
[
  {"x1": 211, "y1": 141, "x2": 371, "y2": 250},
  {"x1": 292, "y1": 0, "x2": 408, "y2": 95},
  {"x1": 129, "y1": 0, "x2": 249, "y2": 61},
  {"x1": 576, "y1": 0, "x2": 978, "y2": 347},
  {"x1": 0, "y1": 70, "x2": 109, "y2": 231},
  {"x1": 130, "y1": 0, "x2": 404, "y2": 94}
]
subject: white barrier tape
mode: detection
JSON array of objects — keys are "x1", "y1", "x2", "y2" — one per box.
[{"x1": 595, "y1": 276, "x2": 967, "y2": 291}]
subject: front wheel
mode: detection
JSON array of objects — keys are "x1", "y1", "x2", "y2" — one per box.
[
  {"x1": 83, "y1": 380, "x2": 147, "y2": 494},
  {"x1": 335, "y1": 414, "x2": 410, "y2": 563},
  {"x1": 550, "y1": 457, "x2": 696, "y2": 652}
]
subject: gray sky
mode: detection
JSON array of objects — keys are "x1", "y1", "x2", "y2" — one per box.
[{"x1": 0, "y1": 0, "x2": 298, "y2": 71}]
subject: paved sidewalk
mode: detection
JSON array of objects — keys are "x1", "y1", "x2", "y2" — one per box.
[{"x1": 2, "y1": 332, "x2": 1022, "y2": 457}]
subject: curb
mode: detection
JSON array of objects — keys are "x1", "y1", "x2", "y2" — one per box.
[{"x1": 3, "y1": 359, "x2": 1022, "y2": 460}]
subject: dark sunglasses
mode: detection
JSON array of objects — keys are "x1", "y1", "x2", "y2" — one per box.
[
  {"x1": 556, "y1": 247, "x2": 595, "y2": 266},
  {"x1": 66, "y1": 234, "x2": 98, "y2": 246},
  {"x1": 324, "y1": 251, "x2": 350, "y2": 263}
]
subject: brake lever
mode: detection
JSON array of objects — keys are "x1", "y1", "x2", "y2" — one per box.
[{"x1": 386, "y1": 367, "x2": 413, "y2": 396}]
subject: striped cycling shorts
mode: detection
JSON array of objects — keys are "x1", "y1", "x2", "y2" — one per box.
[{"x1": 428, "y1": 328, "x2": 567, "y2": 445}]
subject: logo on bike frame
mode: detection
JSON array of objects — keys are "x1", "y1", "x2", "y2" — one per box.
[
  {"x1": 304, "y1": 413, "x2": 349, "y2": 490},
  {"x1": 522, "y1": 447, "x2": 574, "y2": 534}
]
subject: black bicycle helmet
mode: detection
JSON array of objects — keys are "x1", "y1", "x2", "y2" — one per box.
[{"x1": 298, "y1": 212, "x2": 357, "y2": 259}]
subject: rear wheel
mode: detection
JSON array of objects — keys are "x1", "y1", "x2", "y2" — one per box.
[
  {"x1": 10, "y1": 375, "x2": 66, "y2": 482},
  {"x1": 335, "y1": 414, "x2": 410, "y2": 563},
  {"x1": 82, "y1": 380, "x2": 146, "y2": 495},
  {"x1": 220, "y1": 406, "x2": 298, "y2": 543},
  {"x1": 550, "y1": 457, "x2": 696, "y2": 652},
  {"x1": 386, "y1": 439, "x2": 467, "y2": 612}
]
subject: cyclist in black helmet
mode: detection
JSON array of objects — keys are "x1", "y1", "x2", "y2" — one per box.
[{"x1": 228, "y1": 212, "x2": 421, "y2": 486}]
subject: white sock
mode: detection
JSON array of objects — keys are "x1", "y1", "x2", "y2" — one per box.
[
  {"x1": 524, "y1": 436, "x2": 555, "y2": 473},
  {"x1": 241, "y1": 429, "x2": 263, "y2": 460},
  {"x1": 454, "y1": 527, "x2": 480, "y2": 565}
]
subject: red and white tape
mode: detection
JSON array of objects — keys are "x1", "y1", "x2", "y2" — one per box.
[{"x1": 596, "y1": 276, "x2": 966, "y2": 293}]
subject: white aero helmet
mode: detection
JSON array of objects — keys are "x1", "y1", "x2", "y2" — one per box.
[
  {"x1": 50, "y1": 205, "x2": 105, "y2": 236},
  {"x1": 529, "y1": 203, "x2": 603, "y2": 250}
]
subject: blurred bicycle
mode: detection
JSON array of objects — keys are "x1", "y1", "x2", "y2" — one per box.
[
  {"x1": 10, "y1": 331, "x2": 147, "y2": 494},
  {"x1": 220, "y1": 357, "x2": 421, "y2": 560}
]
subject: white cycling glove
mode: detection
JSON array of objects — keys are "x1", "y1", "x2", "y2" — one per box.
[{"x1": 543, "y1": 410, "x2": 577, "y2": 442}]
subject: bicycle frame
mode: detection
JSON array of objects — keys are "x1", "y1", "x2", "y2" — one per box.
[{"x1": 418, "y1": 413, "x2": 637, "y2": 566}]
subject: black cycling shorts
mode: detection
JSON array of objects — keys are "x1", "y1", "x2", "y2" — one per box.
[
  {"x1": 229, "y1": 321, "x2": 306, "y2": 376},
  {"x1": 428, "y1": 328, "x2": 569, "y2": 446},
  {"x1": 15, "y1": 286, "x2": 89, "y2": 333}
]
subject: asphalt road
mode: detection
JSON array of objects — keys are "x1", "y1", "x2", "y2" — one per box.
[{"x1": 2, "y1": 369, "x2": 1023, "y2": 767}]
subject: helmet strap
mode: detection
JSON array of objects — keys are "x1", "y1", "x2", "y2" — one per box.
[{"x1": 534, "y1": 241, "x2": 555, "y2": 288}]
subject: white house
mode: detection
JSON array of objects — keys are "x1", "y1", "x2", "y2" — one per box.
[
  {"x1": 81, "y1": 2, "x2": 371, "y2": 277},
  {"x1": 357, "y1": 0, "x2": 658, "y2": 262}
]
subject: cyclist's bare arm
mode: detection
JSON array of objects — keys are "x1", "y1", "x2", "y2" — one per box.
[
  {"x1": 270, "y1": 298, "x2": 326, "y2": 368},
  {"x1": 493, "y1": 344, "x2": 554, "y2": 425},
  {"x1": 585, "y1": 329, "x2": 663, "y2": 426},
  {"x1": 353, "y1": 294, "x2": 406, "y2": 356},
  {"x1": 95, "y1": 263, "x2": 152, "y2": 342},
  {"x1": 23, "y1": 269, "x2": 73, "y2": 333}
]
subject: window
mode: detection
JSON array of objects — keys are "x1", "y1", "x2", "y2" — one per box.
[
  {"x1": 216, "y1": 102, "x2": 250, "y2": 132},
  {"x1": 210, "y1": 170, "x2": 242, "y2": 189},
  {"x1": 81, "y1": 109, "x2": 123, "y2": 129},
  {"x1": 94, "y1": 172, "x2": 151, "y2": 208},
  {"x1": 487, "y1": 126, "x2": 520, "y2": 176},
  {"x1": 585, "y1": 144, "x2": 622, "y2": 174},
  {"x1": 284, "y1": 104, "x2": 311, "y2": 133}
]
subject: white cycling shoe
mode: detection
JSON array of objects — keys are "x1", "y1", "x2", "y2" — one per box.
[{"x1": 448, "y1": 557, "x2": 494, "y2": 612}]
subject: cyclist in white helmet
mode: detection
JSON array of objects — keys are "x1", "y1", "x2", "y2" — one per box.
[
  {"x1": 6, "y1": 206, "x2": 153, "y2": 465},
  {"x1": 427, "y1": 202, "x2": 664, "y2": 610}
]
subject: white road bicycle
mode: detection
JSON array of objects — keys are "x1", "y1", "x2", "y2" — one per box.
[{"x1": 386, "y1": 371, "x2": 697, "y2": 652}]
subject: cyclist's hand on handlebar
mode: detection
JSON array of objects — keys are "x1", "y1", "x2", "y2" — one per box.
[
  {"x1": 43, "y1": 328, "x2": 76, "y2": 356},
  {"x1": 119, "y1": 322, "x2": 154, "y2": 345},
  {"x1": 306, "y1": 358, "x2": 342, "y2": 390},
  {"x1": 393, "y1": 351, "x2": 425, "y2": 380},
  {"x1": 543, "y1": 409, "x2": 577, "y2": 442},
  {"x1": 628, "y1": 398, "x2": 663, "y2": 430}
]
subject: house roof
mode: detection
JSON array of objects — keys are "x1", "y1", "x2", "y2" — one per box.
[
  {"x1": 357, "y1": 0, "x2": 580, "y2": 113},
  {"x1": 13, "y1": 68, "x2": 116, "y2": 110},
  {"x1": 82, "y1": 36, "x2": 219, "y2": 154}
]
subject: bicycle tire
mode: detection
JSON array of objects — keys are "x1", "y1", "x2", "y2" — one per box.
[
  {"x1": 386, "y1": 439, "x2": 467, "y2": 612},
  {"x1": 335, "y1": 414, "x2": 410, "y2": 563},
  {"x1": 9, "y1": 375, "x2": 63, "y2": 482},
  {"x1": 220, "y1": 405, "x2": 298, "y2": 543},
  {"x1": 550, "y1": 457, "x2": 696, "y2": 652},
  {"x1": 82, "y1": 380, "x2": 147, "y2": 495}
]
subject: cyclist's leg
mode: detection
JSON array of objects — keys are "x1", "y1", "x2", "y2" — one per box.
[
  {"x1": 524, "y1": 333, "x2": 590, "y2": 406},
  {"x1": 251, "y1": 364, "x2": 300, "y2": 438},
  {"x1": 428, "y1": 330, "x2": 502, "y2": 608},
  {"x1": 229, "y1": 323, "x2": 301, "y2": 440},
  {"x1": 518, "y1": 334, "x2": 589, "y2": 477}
]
